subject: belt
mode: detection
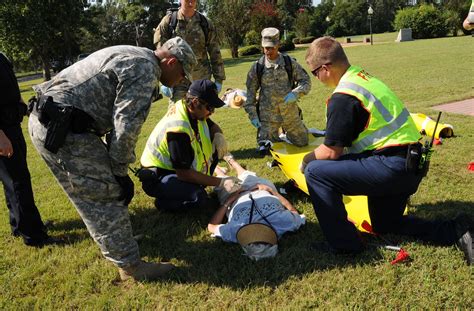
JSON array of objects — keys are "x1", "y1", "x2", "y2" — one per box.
[
  {"x1": 29, "y1": 95, "x2": 97, "y2": 134},
  {"x1": 370, "y1": 145, "x2": 412, "y2": 158}
]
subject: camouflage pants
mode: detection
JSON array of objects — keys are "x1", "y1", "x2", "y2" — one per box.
[
  {"x1": 28, "y1": 114, "x2": 140, "y2": 268},
  {"x1": 258, "y1": 102, "x2": 308, "y2": 147}
]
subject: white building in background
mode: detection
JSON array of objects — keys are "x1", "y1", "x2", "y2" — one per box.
[{"x1": 87, "y1": 0, "x2": 110, "y2": 5}]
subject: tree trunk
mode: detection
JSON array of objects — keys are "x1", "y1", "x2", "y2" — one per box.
[
  {"x1": 230, "y1": 44, "x2": 239, "y2": 58},
  {"x1": 42, "y1": 58, "x2": 52, "y2": 81},
  {"x1": 135, "y1": 24, "x2": 141, "y2": 46}
]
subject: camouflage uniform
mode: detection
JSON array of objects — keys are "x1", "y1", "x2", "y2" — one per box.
[
  {"x1": 28, "y1": 46, "x2": 160, "y2": 268},
  {"x1": 244, "y1": 53, "x2": 311, "y2": 147},
  {"x1": 154, "y1": 10, "x2": 225, "y2": 102}
]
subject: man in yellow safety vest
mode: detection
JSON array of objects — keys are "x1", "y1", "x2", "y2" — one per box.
[
  {"x1": 301, "y1": 37, "x2": 473, "y2": 265},
  {"x1": 138, "y1": 79, "x2": 240, "y2": 211}
]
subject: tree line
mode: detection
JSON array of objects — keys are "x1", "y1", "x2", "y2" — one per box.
[{"x1": 0, "y1": 0, "x2": 470, "y2": 79}]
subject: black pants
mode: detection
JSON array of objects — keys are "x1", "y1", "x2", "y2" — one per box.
[
  {"x1": 0, "y1": 124, "x2": 47, "y2": 244},
  {"x1": 140, "y1": 152, "x2": 219, "y2": 212},
  {"x1": 305, "y1": 152, "x2": 459, "y2": 252}
]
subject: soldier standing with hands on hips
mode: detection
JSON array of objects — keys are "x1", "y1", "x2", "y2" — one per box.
[
  {"x1": 28, "y1": 37, "x2": 198, "y2": 281},
  {"x1": 244, "y1": 27, "x2": 311, "y2": 155},
  {"x1": 154, "y1": 0, "x2": 226, "y2": 102}
]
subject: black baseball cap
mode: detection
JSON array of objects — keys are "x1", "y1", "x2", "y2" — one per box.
[{"x1": 188, "y1": 79, "x2": 225, "y2": 109}]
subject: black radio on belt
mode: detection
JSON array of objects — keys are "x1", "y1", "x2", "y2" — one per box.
[
  {"x1": 416, "y1": 112, "x2": 442, "y2": 177},
  {"x1": 406, "y1": 143, "x2": 422, "y2": 173}
]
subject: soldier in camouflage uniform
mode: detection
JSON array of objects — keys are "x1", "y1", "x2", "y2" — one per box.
[
  {"x1": 28, "y1": 37, "x2": 197, "y2": 281},
  {"x1": 154, "y1": 0, "x2": 225, "y2": 102},
  {"x1": 244, "y1": 28, "x2": 311, "y2": 152}
]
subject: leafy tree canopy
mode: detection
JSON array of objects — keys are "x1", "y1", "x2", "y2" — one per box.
[
  {"x1": 207, "y1": 0, "x2": 253, "y2": 58},
  {"x1": 0, "y1": 0, "x2": 86, "y2": 79}
]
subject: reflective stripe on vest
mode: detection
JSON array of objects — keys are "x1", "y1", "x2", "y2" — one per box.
[
  {"x1": 350, "y1": 108, "x2": 410, "y2": 153},
  {"x1": 334, "y1": 66, "x2": 420, "y2": 153},
  {"x1": 140, "y1": 100, "x2": 212, "y2": 173},
  {"x1": 145, "y1": 119, "x2": 191, "y2": 169},
  {"x1": 338, "y1": 81, "x2": 393, "y2": 123}
]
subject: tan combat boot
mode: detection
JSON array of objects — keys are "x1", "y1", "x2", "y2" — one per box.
[{"x1": 119, "y1": 260, "x2": 175, "y2": 281}]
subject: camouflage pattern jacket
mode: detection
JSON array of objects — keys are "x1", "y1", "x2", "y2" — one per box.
[
  {"x1": 154, "y1": 10, "x2": 225, "y2": 83},
  {"x1": 244, "y1": 53, "x2": 311, "y2": 121},
  {"x1": 33, "y1": 45, "x2": 161, "y2": 176}
]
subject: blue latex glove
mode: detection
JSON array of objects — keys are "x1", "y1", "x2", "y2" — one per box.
[
  {"x1": 283, "y1": 92, "x2": 297, "y2": 104},
  {"x1": 160, "y1": 85, "x2": 173, "y2": 98},
  {"x1": 215, "y1": 81, "x2": 222, "y2": 93},
  {"x1": 250, "y1": 118, "x2": 261, "y2": 128}
]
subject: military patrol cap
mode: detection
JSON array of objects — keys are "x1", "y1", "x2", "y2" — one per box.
[
  {"x1": 261, "y1": 27, "x2": 280, "y2": 48},
  {"x1": 162, "y1": 36, "x2": 197, "y2": 81},
  {"x1": 189, "y1": 79, "x2": 225, "y2": 109}
]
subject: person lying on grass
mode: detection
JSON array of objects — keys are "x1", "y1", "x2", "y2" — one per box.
[{"x1": 207, "y1": 155, "x2": 305, "y2": 260}]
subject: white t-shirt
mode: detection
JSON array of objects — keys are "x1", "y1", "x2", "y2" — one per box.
[{"x1": 214, "y1": 170, "x2": 305, "y2": 243}]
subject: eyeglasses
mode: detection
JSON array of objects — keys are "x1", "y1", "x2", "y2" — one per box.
[{"x1": 311, "y1": 63, "x2": 331, "y2": 78}]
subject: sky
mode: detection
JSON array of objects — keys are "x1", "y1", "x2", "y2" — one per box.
[{"x1": 313, "y1": 0, "x2": 321, "y2": 5}]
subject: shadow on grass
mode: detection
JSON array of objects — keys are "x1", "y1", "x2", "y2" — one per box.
[
  {"x1": 231, "y1": 148, "x2": 278, "y2": 161},
  {"x1": 232, "y1": 148, "x2": 259, "y2": 160},
  {"x1": 273, "y1": 180, "x2": 312, "y2": 207},
  {"x1": 130, "y1": 199, "x2": 474, "y2": 288},
  {"x1": 41, "y1": 196, "x2": 473, "y2": 288},
  {"x1": 408, "y1": 200, "x2": 474, "y2": 218},
  {"x1": 45, "y1": 218, "x2": 91, "y2": 245},
  {"x1": 130, "y1": 203, "x2": 384, "y2": 289}
]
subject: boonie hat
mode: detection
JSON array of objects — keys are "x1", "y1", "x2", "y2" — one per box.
[
  {"x1": 162, "y1": 36, "x2": 197, "y2": 81},
  {"x1": 261, "y1": 27, "x2": 280, "y2": 48},
  {"x1": 188, "y1": 79, "x2": 225, "y2": 109},
  {"x1": 236, "y1": 223, "x2": 278, "y2": 246},
  {"x1": 221, "y1": 88, "x2": 247, "y2": 109}
]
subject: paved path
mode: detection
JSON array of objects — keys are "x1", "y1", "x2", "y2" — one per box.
[
  {"x1": 17, "y1": 73, "x2": 42, "y2": 82},
  {"x1": 432, "y1": 98, "x2": 474, "y2": 117}
]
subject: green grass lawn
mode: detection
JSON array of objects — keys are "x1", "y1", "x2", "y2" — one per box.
[{"x1": 1, "y1": 35, "x2": 473, "y2": 309}]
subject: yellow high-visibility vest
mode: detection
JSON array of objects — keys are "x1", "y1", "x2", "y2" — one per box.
[
  {"x1": 333, "y1": 66, "x2": 421, "y2": 153},
  {"x1": 140, "y1": 100, "x2": 213, "y2": 174}
]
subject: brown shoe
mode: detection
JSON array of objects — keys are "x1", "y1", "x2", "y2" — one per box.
[{"x1": 119, "y1": 260, "x2": 174, "y2": 281}]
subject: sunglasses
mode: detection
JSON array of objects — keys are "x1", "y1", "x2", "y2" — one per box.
[
  {"x1": 199, "y1": 99, "x2": 214, "y2": 113},
  {"x1": 311, "y1": 63, "x2": 331, "y2": 77}
]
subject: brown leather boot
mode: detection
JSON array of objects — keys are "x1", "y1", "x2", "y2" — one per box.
[{"x1": 119, "y1": 260, "x2": 174, "y2": 281}]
